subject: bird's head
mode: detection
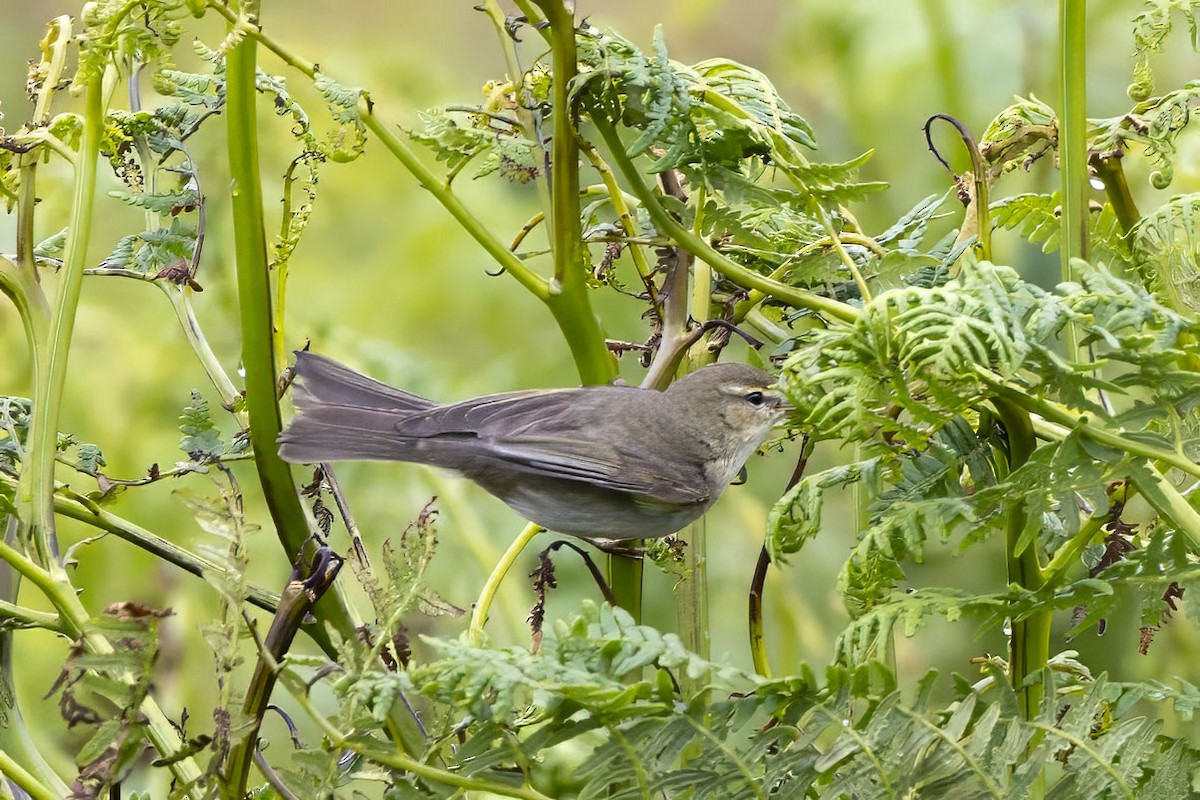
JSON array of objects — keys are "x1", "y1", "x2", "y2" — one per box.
[{"x1": 665, "y1": 362, "x2": 790, "y2": 472}]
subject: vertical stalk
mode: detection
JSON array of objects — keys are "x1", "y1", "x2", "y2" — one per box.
[
  {"x1": 1, "y1": 167, "x2": 52, "y2": 370},
  {"x1": 533, "y1": 0, "x2": 634, "y2": 618},
  {"x1": 533, "y1": 0, "x2": 616, "y2": 386},
  {"x1": 992, "y1": 399, "x2": 1049, "y2": 729},
  {"x1": 15, "y1": 66, "x2": 104, "y2": 574},
  {"x1": 1058, "y1": 0, "x2": 1087, "y2": 351},
  {"x1": 674, "y1": 517, "x2": 708, "y2": 660},
  {"x1": 224, "y1": 3, "x2": 355, "y2": 651},
  {"x1": 226, "y1": 1, "x2": 297, "y2": 548},
  {"x1": 1, "y1": 210, "x2": 63, "y2": 790},
  {"x1": 533, "y1": 0, "x2": 583, "y2": 292},
  {"x1": 672, "y1": 177, "x2": 709, "y2": 681},
  {"x1": 225, "y1": 8, "x2": 429, "y2": 760}
]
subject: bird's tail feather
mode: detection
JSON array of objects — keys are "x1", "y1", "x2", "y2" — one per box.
[{"x1": 277, "y1": 351, "x2": 434, "y2": 463}]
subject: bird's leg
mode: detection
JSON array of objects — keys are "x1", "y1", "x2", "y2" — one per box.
[
  {"x1": 588, "y1": 537, "x2": 648, "y2": 560},
  {"x1": 542, "y1": 539, "x2": 620, "y2": 605}
]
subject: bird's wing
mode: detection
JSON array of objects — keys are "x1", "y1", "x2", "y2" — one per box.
[
  {"x1": 486, "y1": 437, "x2": 710, "y2": 505},
  {"x1": 393, "y1": 388, "x2": 710, "y2": 505}
]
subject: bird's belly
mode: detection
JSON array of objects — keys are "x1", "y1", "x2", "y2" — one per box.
[{"x1": 491, "y1": 480, "x2": 708, "y2": 540}]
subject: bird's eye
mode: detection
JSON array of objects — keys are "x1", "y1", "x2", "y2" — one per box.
[{"x1": 744, "y1": 391, "x2": 766, "y2": 406}]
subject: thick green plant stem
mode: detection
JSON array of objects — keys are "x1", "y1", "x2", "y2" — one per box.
[
  {"x1": 674, "y1": 517, "x2": 708, "y2": 661},
  {"x1": 16, "y1": 69, "x2": 103, "y2": 571},
  {"x1": 225, "y1": 3, "x2": 300, "y2": 552},
  {"x1": 606, "y1": 553, "x2": 643, "y2": 623},
  {"x1": 0, "y1": 36, "x2": 77, "y2": 794},
  {"x1": 0, "y1": 167, "x2": 51, "y2": 366},
  {"x1": 224, "y1": 5, "x2": 356, "y2": 656},
  {"x1": 532, "y1": 0, "x2": 638, "y2": 617},
  {"x1": 1058, "y1": 0, "x2": 1087, "y2": 354},
  {"x1": 992, "y1": 398, "x2": 1049, "y2": 729},
  {"x1": 1091, "y1": 154, "x2": 1140, "y2": 234},
  {"x1": 532, "y1": 0, "x2": 583, "y2": 290},
  {"x1": 526, "y1": 0, "x2": 616, "y2": 386}
]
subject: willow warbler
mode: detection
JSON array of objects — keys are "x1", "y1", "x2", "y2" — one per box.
[{"x1": 278, "y1": 351, "x2": 787, "y2": 543}]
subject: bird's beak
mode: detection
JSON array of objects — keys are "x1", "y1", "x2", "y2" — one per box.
[{"x1": 765, "y1": 388, "x2": 791, "y2": 415}]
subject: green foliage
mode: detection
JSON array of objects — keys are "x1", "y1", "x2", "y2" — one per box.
[
  {"x1": 781, "y1": 262, "x2": 1036, "y2": 445},
  {"x1": 777, "y1": 252, "x2": 1200, "y2": 667},
  {"x1": 76, "y1": 0, "x2": 182, "y2": 83},
  {"x1": 281, "y1": 603, "x2": 1200, "y2": 799},
  {"x1": 5, "y1": 3, "x2": 1200, "y2": 799},
  {"x1": 0, "y1": 397, "x2": 107, "y2": 477},
  {"x1": 178, "y1": 390, "x2": 246, "y2": 461},
  {"x1": 981, "y1": 83, "x2": 1200, "y2": 192},
  {"x1": 1130, "y1": 193, "x2": 1200, "y2": 318},
  {"x1": 571, "y1": 25, "x2": 885, "y2": 210},
  {"x1": 102, "y1": 220, "x2": 197, "y2": 278},
  {"x1": 991, "y1": 194, "x2": 1126, "y2": 267},
  {"x1": 350, "y1": 498, "x2": 462, "y2": 666},
  {"x1": 782, "y1": 259, "x2": 1196, "y2": 447},
  {"x1": 48, "y1": 605, "x2": 170, "y2": 796},
  {"x1": 408, "y1": 108, "x2": 540, "y2": 182},
  {"x1": 1093, "y1": 81, "x2": 1200, "y2": 189},
  {"x1": 1128, "y1": 0, "x2": 1200, "y2": 100},
  {"x1": 0, "y1": 397, "x2": 32, "y2": 475},
  {"x1": 768, "y1": 458, "x2": 879, "y2": 562}
]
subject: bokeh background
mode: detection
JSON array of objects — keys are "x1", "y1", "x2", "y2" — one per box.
[{"x1": 2, "y1": 0, "x2": 1199, "y2": 784}]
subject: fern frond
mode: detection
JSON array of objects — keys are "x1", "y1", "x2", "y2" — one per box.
[
  {"x1": 1128, "y1": 0, "x2": 1200, "y2": 100},
  {"x1": 1130, "y1": 192, "x2": 1200, "y2": 318}
]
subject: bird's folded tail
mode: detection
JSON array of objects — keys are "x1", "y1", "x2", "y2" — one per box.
[{"x1": 277, "y1": 351, "x2": 435, "y2": 463}]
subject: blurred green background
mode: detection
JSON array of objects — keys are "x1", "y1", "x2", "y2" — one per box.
[{"x1": 2, "y1": 0, "x2": 1199, "y2": 783}]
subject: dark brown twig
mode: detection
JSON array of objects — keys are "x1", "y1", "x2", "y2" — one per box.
[{"x1": 749, "y1": 434, "x2": 810, "y2": 677}]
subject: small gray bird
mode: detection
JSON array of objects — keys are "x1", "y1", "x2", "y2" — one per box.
[{"x1": 278, "y1": 352, "x2": 788, "y2": 543}]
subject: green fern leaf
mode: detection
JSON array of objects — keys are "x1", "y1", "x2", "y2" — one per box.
[{"x1": 1130, "y1": 192, "x2": 1200, "y2": 318}]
